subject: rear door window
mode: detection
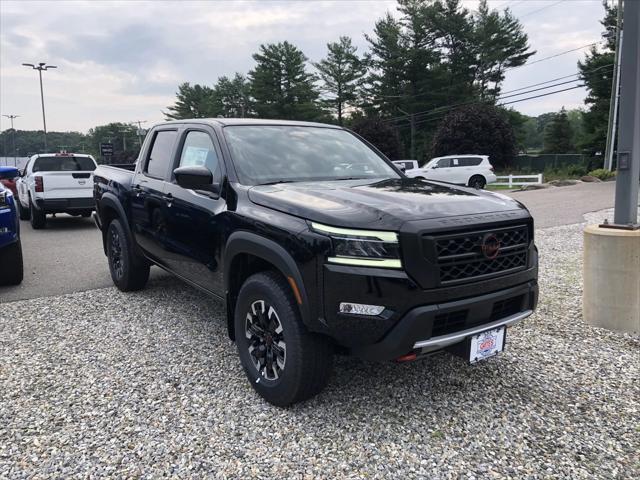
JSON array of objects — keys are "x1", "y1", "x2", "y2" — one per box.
[
  {"x1": 145, "y1": 130, "x2": 178, "y2": 179},
  {"x1": 459, "y1": 157, "x2": 483, "y2": 167},
  {"x1": 32, "y1": 156, "x2": 96, "y2": 172}
]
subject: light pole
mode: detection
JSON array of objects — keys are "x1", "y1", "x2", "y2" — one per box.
[
  {"x1": 22, "y1": 62, "x2": 57, "y2": 152},
  {"x1": 131, "y1": 120, "x2": 147, "y2": 148},
  {"x1": 2, "y1": 114, "x2": 19, "y2": 166}
]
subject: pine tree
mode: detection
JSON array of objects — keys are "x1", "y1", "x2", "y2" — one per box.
[
  {"x1": 314, "y1": 36, "x2": 366, "y2": 125},
  {"x1": 473, "y1": 0, "x2": 535, "y2": 98},
  {"x1": 215, "y1": 73, "x2": 252, "y2": 118},
  {"x1": 249, "y1": 41, "x2": 324, "y2": 121},
  {"x1": 164, "y1": 83, "x2": 218, "y2": 120},
  {"x1": 543, "y1": 107, "x2": 575, "y2": 154},
  {"x1": 578, "y1": 1, "x2": 617, "y2": 157}
]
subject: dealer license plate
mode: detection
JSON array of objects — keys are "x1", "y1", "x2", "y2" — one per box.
[{"x1": 469, "y1": 327, "x2": 505, "y2": 364}]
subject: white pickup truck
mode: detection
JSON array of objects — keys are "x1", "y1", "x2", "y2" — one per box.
[{"x1": 16, "y1": 153, "x2": 98, "y2": 229}]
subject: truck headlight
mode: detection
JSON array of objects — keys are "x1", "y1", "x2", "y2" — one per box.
[{"x1": 311, "y1": 222, "x2": 402, "y2": 268}]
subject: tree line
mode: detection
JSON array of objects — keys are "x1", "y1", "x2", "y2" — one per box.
[{"x1": 1, "y1": 1, "x2": 616, "y2": 170}]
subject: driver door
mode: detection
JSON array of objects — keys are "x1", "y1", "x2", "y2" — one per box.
[
  {"x1": 427, "y1": 158, "x2": 453, "y2": 181},
  {"x1": 161, "y1": 126, "x2": 227, "y2": 295}
]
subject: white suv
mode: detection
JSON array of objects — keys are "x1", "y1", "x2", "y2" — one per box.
[
  {"x1": 404, "y1": 154, "x2": 497, "y2": 189},
  {"x1": 16, "y1": 153, "x2": 98, "y2": 229}
]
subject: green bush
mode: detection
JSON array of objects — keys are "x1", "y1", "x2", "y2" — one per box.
[{"x1": 587, "y1": 168, "x2": 616, "y2": 180}]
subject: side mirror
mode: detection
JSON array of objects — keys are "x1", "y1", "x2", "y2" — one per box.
[
  {"x1": 431, "y1": 165, "x2": 438, "y2": 169},
  {"x1": 174, "y1": 166, "x2": 219, "y2": 194},
  {"x1": 0, "y1": 167, "x2": 19, "y2": 180},
  {"x1": 398, "y1": 165, "x2": 406, "y2": 172}
]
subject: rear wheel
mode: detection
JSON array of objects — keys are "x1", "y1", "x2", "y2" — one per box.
[
  {"x1": 0, "y1": 240, "x2": 24, "y2": 285},
  {"x1": 468, "y1": 175, "x2": 486, "y2": 189},
  {"x1": 17, "y1": 198, "x2": 30, "y2": 220},
  {"x1": 29, "y1": 200, "x2": 46, "y2": 229},
  {"x1": 106, "y1": 218, "x2": 150, "y2": 291},
  {"x1": 235, "y1": 271, "x2": 333, "y2": 407}
]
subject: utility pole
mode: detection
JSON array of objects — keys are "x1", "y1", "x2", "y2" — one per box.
[
  {"x1": 604, "y1": 0, "x2": 623, "y2": 171},
  {"x1": 131, "y1": 120, "x2": 146, "y2": 148},
  {"x1": 612, "y1": 0, "x2": 639, "y2": 226},
  {"x1": 22, "y1": 62, "x2": 57, "y2": 152},
  {"x1": 2, "y1": 114, "x2": 19, "y2": 166},
  {"x1": 398, "y1": 108, "x2": 416, "y2": 160}
]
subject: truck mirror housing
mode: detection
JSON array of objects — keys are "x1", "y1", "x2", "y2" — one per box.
[{"x1": 174, "y1": 166, "x2": 218, "y2": 193}]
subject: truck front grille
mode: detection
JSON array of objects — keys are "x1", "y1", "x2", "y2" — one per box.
[{"x1": 429, "y1": 225, "x2": 529, "y2": 285}]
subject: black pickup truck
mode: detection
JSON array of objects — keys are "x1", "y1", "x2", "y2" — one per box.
[{"x1": 93, "y1": 119, "x2": 538, "y2": 406}]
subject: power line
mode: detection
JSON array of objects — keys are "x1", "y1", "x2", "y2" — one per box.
[
  {"x1": 500, "y1": 62, "x2": 613, "y2": 95},
  {"x1": 519, "y1": 0, "x2": 567, "y2": 19},
  {"x1": 510, "y1": 41, "x2": 602, "y2": 70}
]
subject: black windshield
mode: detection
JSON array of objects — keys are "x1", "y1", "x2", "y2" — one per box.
[
  {"x1": 33, "y1": 156, "x2": 96, "y2": 172},
  {"x1": 223, "y1": 126, "x2": 399, "y2": 185}
]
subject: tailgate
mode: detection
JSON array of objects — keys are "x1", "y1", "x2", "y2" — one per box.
[{"x1": 40, "y1": 171, "x2": 94, "y2": 199}]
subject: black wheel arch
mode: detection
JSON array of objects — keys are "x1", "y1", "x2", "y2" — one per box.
[
  {"x1": 97, "y1": 193, "x2": 132, "y2": 255},
  {"x1": 224, "y1": 231, "x2": 312, "y2": 341}
]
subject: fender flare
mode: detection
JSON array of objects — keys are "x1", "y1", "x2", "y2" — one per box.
[
  {"x1": 224, "y1": 231, "x2": 312, "y2": 333},
  {"x1": 97, "y1": 192, "x2": 131, "y2": 253}
]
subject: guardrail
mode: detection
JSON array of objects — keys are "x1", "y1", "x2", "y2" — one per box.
[{"x1": 494, "y1": 174, "x2": 543, "y2": 187}]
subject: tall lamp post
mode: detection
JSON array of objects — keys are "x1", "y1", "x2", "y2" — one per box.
[
  {"x1": 2, "y1": 114, "x2": 19, "y2": 166},
  {"x1": 22, "y1": 62, "x2": 57, "y2": 152}
]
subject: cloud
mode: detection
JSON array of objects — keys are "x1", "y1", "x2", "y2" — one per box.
[{"x1": 1, "y1": 0, "x2": 605, "y2": 131}]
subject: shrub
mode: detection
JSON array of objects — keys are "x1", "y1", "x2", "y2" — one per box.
[{"x1": 587, "y1": 168, "x2": 616, "y2": 180}]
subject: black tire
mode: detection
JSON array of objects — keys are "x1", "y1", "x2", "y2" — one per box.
[
  {"x1": 468, "y1": 175, "x2": 486, "y2": 189},
  {"x1": 234, "y1": 271, "x2": 333, "y2": 407},
  {"x1": 29, "y1": 200, "x2": 46, "y2": 229},
  {"x1": 17, "y1": 198, "x2": 30, "y2": 220},
  {"x1": 106, "y1": 218, "x2": 150, "y2": 291},
  {"x1": 0, "y1": 240, "x2": 24, "y2": 286}
]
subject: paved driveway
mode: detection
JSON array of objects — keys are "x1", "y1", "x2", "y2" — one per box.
[{"x1": 0, "y1": 182, "x2": 621, "y2": 303}]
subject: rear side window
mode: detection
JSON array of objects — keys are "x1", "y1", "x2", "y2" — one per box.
[
  {"x1": 146, "y1": 130, "x2": 177, "y2": 179},
  {"x1": 178, "y1": 131, "x2": 219, "y2": 173},
  {"x1": 458, "y1": 157, "x2": 483, "y2": 167},
  {"x1": 32, "y1": 156, "x2": 96, "y2": 172}
]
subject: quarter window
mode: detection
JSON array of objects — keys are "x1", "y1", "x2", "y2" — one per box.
[
  {"x1": 459, "y1": 157, "x2": 483, "y2": 166},
  {"x1": 145, "y1": 130, "x2": 177, "y2": 179},
  {"x1": 179, "y1": 131, "x2": 219, "y2": 173}
]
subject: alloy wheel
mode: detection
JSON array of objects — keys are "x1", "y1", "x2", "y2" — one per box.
[
  {"x1": 109, "y1": 227, "x2": 124, "y2": 279},
  {"x1": 245, "y1": 300, "x2": 287, "y2": 381}
]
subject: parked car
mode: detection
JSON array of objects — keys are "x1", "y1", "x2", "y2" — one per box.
[
  {"x1": 0, "y1": 166, "x2": 19, "y2": 196},
  {"x1": 0, "y1": 166, "x2": 24, "y2": 286},
  {"x1": 392, "y1": 160, "x2": 419, "y2": 172},
  {"x1": 404, "y1": 154, "x2": 497, "y2": 189},
  {"x1": 93, "y1": 119, "x2": 538, "y2": 407},
  {"x1": 16, "y1": 152, "x2": 98, "y2": 228}
]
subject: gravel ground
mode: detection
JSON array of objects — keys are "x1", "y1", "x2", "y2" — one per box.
[{"x1": 1, "y1": 210, "x2": 638, "y2": 479}]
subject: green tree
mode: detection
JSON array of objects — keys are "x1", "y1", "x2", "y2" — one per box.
[
  {"x1": 473, "y1": 0, "x2": 535, "y2": 98},
  {"x1": 214, "y1": 73, "x2": 252, "y2": 118},
  {"x1": 164, "y1": 83, "x2": 218, "y2": 120},
  {"x1": 432, "y1": 103, "x2": 516, "y2": 168},
  {"x1": 348, "y1": 115, "x2": 403, "y2": 160},
  {"x1": 249, "y1": 41, "x2": 324, "y2": 121},
  {"x1": 314, "y1": 36, "x2": 366, "y2": 125},
  {"x1": 543, "y1": 107, "x2": 575, "y2": 154},
  {"x1": 578, "y1": 1, "x2": 617, "y2": 157},
  {"x1": 0, "y1": 130, "x2": 89, "y2": 157},
  {"x1": 88, "y1": 123, "x2": 141, "y2": 163}
]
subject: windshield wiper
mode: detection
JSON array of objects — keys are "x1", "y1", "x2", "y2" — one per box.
[{"x1": 256, "y1": 180, "x2": 300, "y2": 186}]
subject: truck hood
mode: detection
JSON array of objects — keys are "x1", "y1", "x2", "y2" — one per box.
[{"x1": 248, "y1": 178, "x2": 527, "y2": 230}]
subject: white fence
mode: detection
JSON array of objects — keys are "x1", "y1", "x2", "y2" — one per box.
[{"x1": 494, "y1": 174, "x2": 543, "y2": 187}]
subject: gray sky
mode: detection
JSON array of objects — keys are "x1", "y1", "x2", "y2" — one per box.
[{"x1": 0, "y1": 0, "x2": 607, "y2": 133}]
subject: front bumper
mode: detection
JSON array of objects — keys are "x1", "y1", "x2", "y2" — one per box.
[
  {"x1": 350, "y1": 281, "x2": 538, "y2": 361},
  {"x1": 35, "y1": 197, "x2": 95, "y2": 213}
]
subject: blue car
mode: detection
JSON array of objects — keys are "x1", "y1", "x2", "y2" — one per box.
[{"x1": 0, "y1": 166, "x2": 24, "y2": 285}]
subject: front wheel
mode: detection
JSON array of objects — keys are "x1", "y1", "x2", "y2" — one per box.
[
  {"x1": 468, "y1": 175, "x2": 486, "y2": 189},
  {"x1": 235, "y1": 271, "x2": 333, "y2": 407},
  {"x1": 106, "y1": 218, "x2": 150, "y2": 291},
  {"x1": 0, "y1": 240, "x2": 24, "y2": 285}
]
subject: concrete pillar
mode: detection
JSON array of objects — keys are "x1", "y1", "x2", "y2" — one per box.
[{"x1": 583, "y1": 225, "x2": 640, "y2": 334}]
